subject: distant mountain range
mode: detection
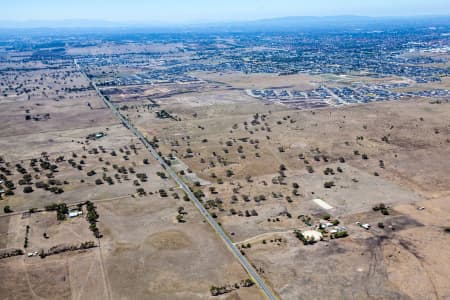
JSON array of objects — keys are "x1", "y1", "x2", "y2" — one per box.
[
  {"x1": 214, "y1": 15, "x2": 450, "y2": 32},
  {"x1": 1, "y1": 15, "x2": 449, "y2": 32},
  {"x1": 0, "y1": 19, "x2": 129, "y2": 29}
]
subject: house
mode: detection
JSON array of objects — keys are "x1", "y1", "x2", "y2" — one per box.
[
  {"x1": 319, "y1": 221, "x2": 334, "y2": 228},
  {"x1": 362, "y1": 224, "x2": 371, "y2": 230},
  {"x1": 69, "y1": 210, "x2": 83, "y2": 218},
  {"x1": 330, "y1": 226, "x2": 347, "y2": 234},
  {"x1": 95, "y1": 132, "x2": 105, "y2": 139}
]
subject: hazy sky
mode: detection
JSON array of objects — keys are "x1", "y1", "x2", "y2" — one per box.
[{"x1": 3, "y1": 0, "x2": 450, "y2": 23}]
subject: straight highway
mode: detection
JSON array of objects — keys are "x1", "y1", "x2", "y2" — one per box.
[{"x1": 74, "y1": 60, "x2": 277, "y2": 300}]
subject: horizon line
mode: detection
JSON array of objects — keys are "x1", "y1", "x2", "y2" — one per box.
[{"x1": 0, "y1": 14, "x2": 449, "y2": 28}]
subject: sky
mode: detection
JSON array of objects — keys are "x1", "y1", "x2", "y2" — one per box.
[{"x1": 2, "y1": 0, "x2": 450, "y2": 24}]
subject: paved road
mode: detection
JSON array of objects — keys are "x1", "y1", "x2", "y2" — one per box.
[
  {"x1": 322, "y1": 85, "x2": 344, "y2": 105},
  {"x1": 75, "y1": 60, "x2": 277, "y2": 300}
]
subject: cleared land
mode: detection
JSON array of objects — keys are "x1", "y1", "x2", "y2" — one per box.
[
  {"x1": 1, "y1": 37, "x2": 449, "y2": 300},
  {"x1": 0, "y1": 64, "x2": 263, "y2": 300},
  {"x1": 119, "y1": 75, "x2": 449, "y2": 299}
]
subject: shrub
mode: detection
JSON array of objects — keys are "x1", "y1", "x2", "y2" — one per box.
[
  {"x1": 23, "y1": 186, "x2": 34, "y2": 193},
  {"x1": 3, "y1": 205, "x2": 12, "y2": 213},
  {"x1": 324, "y1": 181, "x2": 335, "y2": 189},
  {"x1": 322, "y1": 213, "x2": 331, "y2": 220},
  {"x1": 35, "y1": 181, "x2": 49, "y2": 189},
  {"x1": 294, "y1": 230, "x2": 315, "y2": 245},
  {"x1": 156, "y1": 171, "x2": 167, "y2": 179},
  {"x1": 381, "y1": 208, "x2": 390, "y2": 215},
  {"x1": 331, "y1": 231, "x2": 348, "y2": 239}
]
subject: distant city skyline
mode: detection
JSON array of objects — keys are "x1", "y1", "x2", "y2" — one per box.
[{"x1": 2, "y1": 0, "x2": 450, "y2": 24}]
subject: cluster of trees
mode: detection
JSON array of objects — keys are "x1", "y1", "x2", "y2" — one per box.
[
  {"x1": 176, "y1": 207, "x2": 187, "y2": 223},
  {"x1": 67, "y1": 158, "x2": 83, "y2": 170},
  {"x1": 294, "y1": 230, "x2": 316, "y2": 245},
  {"x1": 330, "y1": 231, "x2": 348, "y2": 239},
  {"x1": 324, "y1": 181, "x2": 335, "y2": 188},
  {"x1": 136, "y1": 188, "x2": 146, "y2": 196},
  {"x1": 15, "y1": 163, "x2": 27, "y2": 174},
  {"x1": 372, "y1": 203, "x2": 390, "y2": 215},
  {"x1": 86, "y1": 201, "x2": 101, "y2": 238},
  {"x1": 298, "y1": 215, "x2": 313, "y2": 226},
  {"x1": 39, "y1": 241, "x2": 96, "y2": 258},
  {"x1": 267, "y1": 217, "x2": 281, "y2": 222},
  {"x1": 262, "y1": 238, "x2": 284, "y2": 245},
  {"x1": 210, "y1": 279, "x2": 254, "y2": 296},
  {"x1": 45, "y1": 203, "x2": 68, "y2": 221},
  {"x1": 102, "y1": 173, "x2": 114, "y2": 185},
  {"x1": 155, "y1": 110, "x2": 173, "y2": 119},
  {"x1": 24, "y1": 225, "x2": 30, "y2": 248},
  {"x1": 244, "y1": 209, "x2": 258, "y2": 217},
  {"x1": 0, "y1": 248, "x2": 24, "y2": 260},
  {"x1": 323, "y1": 167, "x2": 335, "y2": 175},
  {"x1": 136, "y1": 173, "x2": 148, "y2": 182},
  {"x1": 39, "y1": 160, "x2": 58, "y2": 172},
  {"x1": 1, "y1": 156, "x2": 67, "y2": 197},
  {"x1": 35, "y1": 179, "x2": 65, "y2": 194},
  {"x1": 156, "y1": 171, "x2": 167, "y2": 179},
  {"x1": 314, "y1": 155, "x2": 329, "y2": 162},
  {"x1": 242, "y1": 241, "x2": 254, "y2": 249},
  {"x1": 0, "y1": 168, "x2": 13, "y2": 179},
  {"x1": 159, "y1": 189, "x2": 168, "y2": 197}
]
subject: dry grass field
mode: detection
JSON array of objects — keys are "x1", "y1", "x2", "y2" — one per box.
[
  {"x1": 0, "y1": 64, "x2": 263, "y2": 300},
  {"x1": 0, "y1": 43, "x2": 449, "y2": 299},
  {"x1": 118, "y1": 76, "x2": 449, "y2": 299}
]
